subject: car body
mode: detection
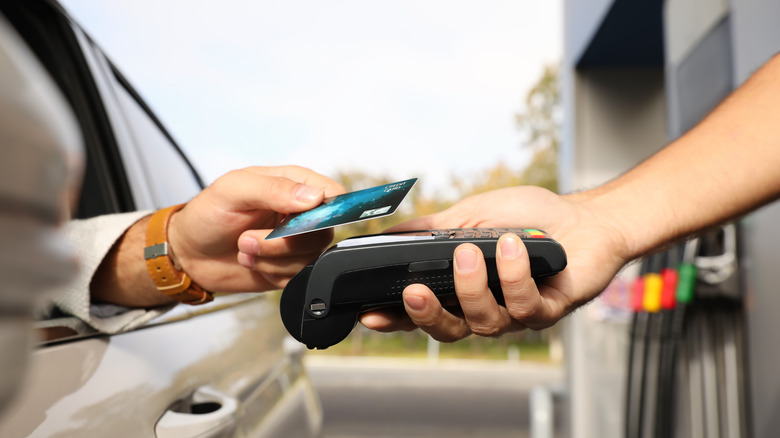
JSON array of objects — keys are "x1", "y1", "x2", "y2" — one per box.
[{"x1": 0, "y1": 1, "x2": 323, "y2": 436}]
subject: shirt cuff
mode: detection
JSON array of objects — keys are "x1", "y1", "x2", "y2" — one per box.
[{"x1": 51, "y1": 210, "x2": 176, "y2": 334}]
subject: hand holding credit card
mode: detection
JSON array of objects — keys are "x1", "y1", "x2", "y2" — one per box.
[{"x1": 265, "y1": 178, "x2": 417, "y2": 240}]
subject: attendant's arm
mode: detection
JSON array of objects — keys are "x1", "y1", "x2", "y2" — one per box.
[
  {"x1": 580, "y1": 52, "x2": 780, "y2": 258},
  {"x1": 362, "y1": 53, "x2": 780, "y2": 340}
]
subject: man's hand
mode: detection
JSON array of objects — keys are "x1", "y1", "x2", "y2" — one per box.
[
  {"x1": 359, "y1": 186, "x2": 631, "y2": 341},
  {"x1": 92, "y1": 165, "x2": 344, "y2": 307},
  {"x1": 169, "y1": 166, "x2": 345, "y2": 293}
]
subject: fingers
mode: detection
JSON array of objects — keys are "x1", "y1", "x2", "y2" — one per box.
[
  {"x1": 359, "y1": 285, "x2": 474, "y2": 342},
  {"x1": 209, "y1": 166, "x2": 345, "y2": 215},
  {"x1": 236, "y1": 251, "x2": 316, "y2": 277},
  {"x1": 358, "y1": 236, "x2": 562, "y2": 342},
  {"x1": 240, "y1": 228, "x2": 334, "y2": 258},
  {"x1": 384, "y1": 216, "x2": 437, "y2": 233},
  {"x1": 234, "y1": 253, "x2": 313, "y2": 289},
  {"x1": 452, "y1": 244, "x2": 514, "y2": 337},
  {"x1": 495, "y1": 233, "x2": 554, "y2": 330},
  {"x1": 360, "y1": 308, "x2": 418, "y2": 332},
  {"x1": 237, "y1": 229, "x2": 334, "y2": 276},
  {"x1": 244, "y1": 165, "x2": 345, "y2": 197},
  {"x1": 166, "y1": 165, "x2": 346, "y2": 294},
  {"x1": 384, "y1": 207, "x2": 467, "y2": 233},
  {"x1": 390, "y1": 236, "x2": 548, "y2": 341},
  {"x1": 401, "y1": 284, "x2": 473, "y2": 342},
  {"x1": 211, "y1": 170, "x2": 323, "y2": 214}
]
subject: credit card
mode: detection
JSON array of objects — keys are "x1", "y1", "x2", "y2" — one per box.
[{"x1": 265, "y1": 178, "x2": 417, "y2": 240}]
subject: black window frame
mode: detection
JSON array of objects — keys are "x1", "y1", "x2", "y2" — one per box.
[
  {"x1": 107, "y1": 62, "x2": 206, "y2": 191},
  {"x1": 1, "y1": 0, "x2": 135, "y2": 218}
]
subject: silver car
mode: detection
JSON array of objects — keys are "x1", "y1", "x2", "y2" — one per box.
[{"x1": 0, "y1": 1, "x2": 323, "y2": 436}]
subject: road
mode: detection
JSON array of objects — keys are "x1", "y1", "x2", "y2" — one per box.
[{"x1": 305, "y1": 356, "x2": 565, "y2": 438}]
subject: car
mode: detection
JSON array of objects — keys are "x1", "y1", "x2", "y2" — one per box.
[{"x1": 0, "y1": 1, "x2": 323, "y2": 436}]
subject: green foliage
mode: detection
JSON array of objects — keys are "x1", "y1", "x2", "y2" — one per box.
[
  {"x1": 312, "y1": 325, "x2": 554, "y2": 362},
  {"x1": 515, "y1": 64, "x2": 561, "y2": 193},
  {"x1": 517, "y1": 64, "x2": 561, "y2": 155}
]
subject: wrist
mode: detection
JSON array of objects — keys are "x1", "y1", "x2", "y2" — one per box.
[
  {"x1": 144, "y1": 204, "x2": 213, "y2": 305},
  {"x1": 91, "y1": 215, "x2": 177, "y2": 308},
  {"x1": 166, "y1": 208, "x2": 189, "y2": 272},
  {"x1": 574, "y1": 182, "x2": 681, "y2": 262},
  {"x1": 570, "y1": 188, "x2": 651, "y2": 263}
]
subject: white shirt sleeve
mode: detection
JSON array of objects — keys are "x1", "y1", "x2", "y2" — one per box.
[{"x1": 48, "y1": 211, "x2": 176, "y2": 334}]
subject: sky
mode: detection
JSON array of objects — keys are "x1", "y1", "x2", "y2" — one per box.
[{"x1": 60, "y1": 0, "x2": 562, "y2": 196}]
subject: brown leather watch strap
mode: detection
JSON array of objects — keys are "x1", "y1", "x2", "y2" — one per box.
[{"x1": 144, "y1": 204, "x2": 214, "y2": 305}]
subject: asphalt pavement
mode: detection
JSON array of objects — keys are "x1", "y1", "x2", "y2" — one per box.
[{"x1": 306, "y1": 355, "x2": 565, "y2": 438}]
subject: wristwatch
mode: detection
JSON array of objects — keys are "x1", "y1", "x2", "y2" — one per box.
[{"x1": 144, "y1": 204, "x2": 214, "y2": 305}]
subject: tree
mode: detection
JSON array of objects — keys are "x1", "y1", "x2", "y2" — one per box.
[
  {"x1": 453, "y1": 64, "x2": 561, "y2": 198},
  {"x1": 515, "y1": 64, "x2": 561, "y2": 193}
]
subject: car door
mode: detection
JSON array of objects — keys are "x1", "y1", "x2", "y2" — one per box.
[{"x1": 0, "y1": 1, "x2": 322, "y2": 437}]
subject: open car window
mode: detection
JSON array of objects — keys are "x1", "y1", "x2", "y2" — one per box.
[
  {"x1": 108, "y1": 63, "x2": 205, "y2": 207},
  {"x1": 2, "y1": 0, "x2": 263, "y2": 344},
  {"x1": 0, "y1": 1, "x2": 135, "y2": 219}
]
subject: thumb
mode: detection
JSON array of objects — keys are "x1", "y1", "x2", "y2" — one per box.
[{"x1": 209, "y1": 168, "x2": 328, "y2": 214}]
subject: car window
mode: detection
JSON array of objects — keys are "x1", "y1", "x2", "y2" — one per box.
[
  {"x1": 0, "y1": 2, "x2": 136, "y2": 219},
  {"x1": 5, "y1": 1, "x2": 261, "y2": 344},
  {"x1": 109, "y1": 65, "x2": 205, "y2": 207},
  {"x1": 103, "y1": 64, "x2": 267, "y2": 330}
]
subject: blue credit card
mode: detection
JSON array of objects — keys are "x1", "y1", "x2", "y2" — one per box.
[{"x1": 265, "y1": 178, "x2": 417, "y2": 240}]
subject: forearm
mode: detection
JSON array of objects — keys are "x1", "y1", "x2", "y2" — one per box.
[
  {"x1": 573, "y1": 53, "x2": 780, "y2": 259},
  {"x1": 90, "y1": 214, "x2": 176, "y2": 308}
]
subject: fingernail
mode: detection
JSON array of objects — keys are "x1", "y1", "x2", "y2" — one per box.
[
  {"x1": 238, "y1": 236, "x2": 259, "y2": 255},
  {"x1": 295, "y1": 185, "x2": 323, "y2": 203},
  {"x1": 404, "y1": 295, "x2": 426, "y2": 312},
  {"x1": 455, "y1": 248, "x2": 478, "y2": 272},
  {"x1": 500, "y1": 236, "x2": 520, "y2": 259}
]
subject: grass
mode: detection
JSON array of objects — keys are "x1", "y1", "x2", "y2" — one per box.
[{"x1": 310, "y1": 326, "x2": 553, "y2": 363}]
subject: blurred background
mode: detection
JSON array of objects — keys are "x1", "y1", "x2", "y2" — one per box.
[
  {"x1": 55, "y1": 1, "x2": 780, "y2": 438},
  {"x1": 61, "y1": 0, "x2": 565, "y2": 374},
  {"x1": 60, "y1": 0, "x2": 562, "y2": 197}
]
